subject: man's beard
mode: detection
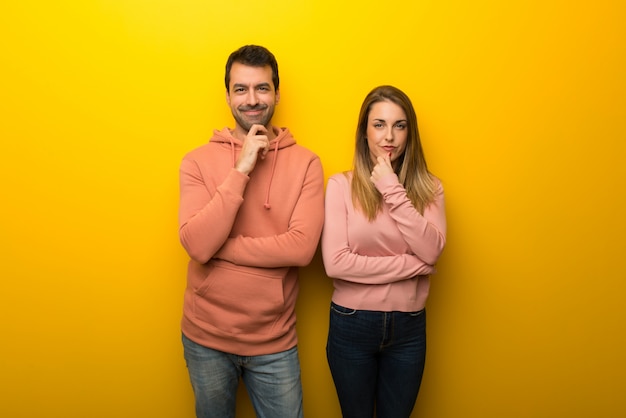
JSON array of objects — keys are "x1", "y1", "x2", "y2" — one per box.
[{"x1": 233, "y1": 104, "x2": 275, "y2": 132}]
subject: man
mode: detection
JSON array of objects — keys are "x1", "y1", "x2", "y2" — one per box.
[{"x1": 178, "y1": 45, "x2": 324, "y2": 418}]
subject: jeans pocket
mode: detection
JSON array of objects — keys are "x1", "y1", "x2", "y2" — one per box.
[
  {"x1": 330, "y1": 302, "x2": 357, "y2": 316},
  {"x1": 408, "y1": 308, "x2": 425, "y2": 317}
]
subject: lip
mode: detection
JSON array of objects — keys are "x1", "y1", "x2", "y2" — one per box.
[
  {"x1": 382, "y1": 146, "x2": 396, "y2": 152},
  {"x1": 242, "y1": 111, "x2": 264, "y2": 119},
  {"x1": 239, "y1": 104, "x2": 266, "y2": 116}
]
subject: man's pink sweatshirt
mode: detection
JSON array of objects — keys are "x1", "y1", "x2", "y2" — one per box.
[{"x1": 179, "y1": 127, "x2": 324, "y2": 356}]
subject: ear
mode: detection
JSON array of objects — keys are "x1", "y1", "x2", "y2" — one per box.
[
  {"x1": 225, "y1": 89, "x2": 230, "y2": 106},
  {"x1": 275, "y1": 89, "x2": 280, "y2": 104}
]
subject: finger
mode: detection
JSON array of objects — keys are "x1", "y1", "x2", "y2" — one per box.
[
  {"x1": 259, "y1": 139, "x2": 270, "y2": 159},
  {"x1": 378, "y1": 153, "x2": 391, "y2": 167},
  {"x1": 260, "y1": 144, "x2": 269, "y2": 158},
  {"x1": 249, "y1": 124, "x2": 268, "y2": 136}
]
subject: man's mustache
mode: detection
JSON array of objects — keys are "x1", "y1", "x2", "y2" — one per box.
[{"x1": 238, "y1": 104, "x2": 268, "y2": 111}]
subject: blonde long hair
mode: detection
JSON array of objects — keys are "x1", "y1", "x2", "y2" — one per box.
[{"x1": 350, "y1": 85, "x2": 437, "y2": 220}]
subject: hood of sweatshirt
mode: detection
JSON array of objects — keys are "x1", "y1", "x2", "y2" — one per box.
[{"x1": 210, "y1": 127, "x2": 296, "y2": 210}]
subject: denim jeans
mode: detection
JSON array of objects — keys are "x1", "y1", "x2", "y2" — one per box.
[
  {"x1": 326, "y1": 302, "x2": 427, "y2": 418},
  {"x1": 182, "y1": 334, "x2": 304, "y2": 418}
]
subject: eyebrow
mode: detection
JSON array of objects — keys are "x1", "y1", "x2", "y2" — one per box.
[
  {"x1": 232, "y1": 82, "x2": 272, "y2": 89},
  {"x1": 372, "y1": 118, "x2": 408, "y2": 123}
]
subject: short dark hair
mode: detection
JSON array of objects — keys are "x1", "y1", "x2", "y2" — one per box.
[{"x1": 224, "y1": 45, "x2": 279, "y2": 92}]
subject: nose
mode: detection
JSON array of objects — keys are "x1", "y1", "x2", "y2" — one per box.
[
  {"x1": 385, "y1": 127, "x2": 394, "y2": 142},
  {"x1": 246, "y1": 90, "x2": 259, "y2": 106}
]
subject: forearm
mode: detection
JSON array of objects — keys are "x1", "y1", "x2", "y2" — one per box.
[
  {"x1": 321, "y1": 176, "x2": 434, "y2": 283},
  {"x1": 215, "y1": 229, "x2": 321, "y2": 268},
  {"x1": 378, "y1": 177, "x2": 447, "y2": 264},
  {"x1": 179, "y1": 163, "x2": 248, "y2": 264},
  {"x1": 322, "y1": 250, "x2": 434, "y2": 284},
  {"x1": 214, "y1": 158, "x2": 325, "y2": 267}
]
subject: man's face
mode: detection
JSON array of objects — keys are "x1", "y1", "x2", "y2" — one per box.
[{"x1": 226, "y1": 63, "x2": 279, "y2": 134}]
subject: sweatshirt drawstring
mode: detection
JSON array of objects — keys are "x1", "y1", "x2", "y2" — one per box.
[
  {"x1": 264, "y1": 139, "x2": 281, "y2": 210},
  {"x1": 221, "y1": 128, "x2": 283, "y2": 210},
  {"x1": 228, "y1": 137, "x2": 236, "y2": 168}
]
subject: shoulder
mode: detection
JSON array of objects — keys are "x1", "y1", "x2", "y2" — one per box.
[
  {"x1": 286, "y1": 143, "x2": 321, "y2": 161},
  {"x1": 426, "y1": 175, "x2": 445, "y2": 207},
  {"x1": 278, "y1": 144, "x2": 324, "y2": 178},
  {"x1": 277, "y1": 128, "x2": 320, "y2": 160},
  {"x1": 330, "y1": 171, "x2": 351, "y2": 181},
  {"x1": 182, "y1": 141, "x2": 215, "y2": 162},
  {"x1": 327, "y1": 172, "x2": 351, "y2": 189},
  {"x1": 180, "y1": 141, "x2": 230, "y2": 177},
  {"x1": 431, "y1": 175, "x2": 444, "y2": 194}
]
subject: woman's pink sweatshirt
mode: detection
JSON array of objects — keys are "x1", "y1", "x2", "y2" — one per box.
[
  {"x1": 179, "y1": 127, "x2": 324, "y2": 356},
  {"x1": 321, "y1": 172, "x2": 446, "y2": 312}
]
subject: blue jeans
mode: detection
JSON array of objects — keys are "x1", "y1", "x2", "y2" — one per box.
[
  {"x1": 326, "y1": 302, "x2": 427, "y2": 418},
  {"x1": 182, "y1": 334, "x2": 304, "y2": 418}
]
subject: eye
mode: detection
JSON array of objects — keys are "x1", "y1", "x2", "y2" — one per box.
[
  {"x1": 373, "y1": 123, "x2": 384, "y2": 128},
  {"x1": 395, "y1": 123, "x2": 407, "y2": 130},
  {"x1": 234, "y1": 87, "x2": 246, "y2": 94}
]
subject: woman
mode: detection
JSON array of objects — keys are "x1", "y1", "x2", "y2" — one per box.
[{"x1": 322, "y1": 85, "x2": 447, "y2": 418}]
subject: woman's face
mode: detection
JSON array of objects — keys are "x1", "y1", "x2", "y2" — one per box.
[{"x1": 366, "y1": 100, "x2": 408, "y2": 166}]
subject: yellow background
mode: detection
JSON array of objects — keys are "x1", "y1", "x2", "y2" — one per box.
[{"x1": 2, "y1": 1, "x2": 625, "y2": 417}]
